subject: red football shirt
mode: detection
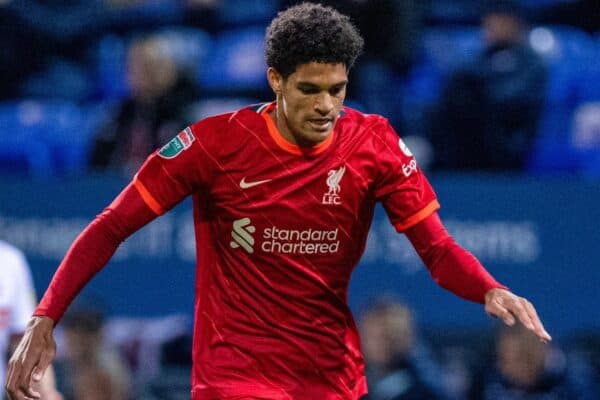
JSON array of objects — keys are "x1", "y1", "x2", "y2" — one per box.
[{"x1": 133, "y1": 102, "x2": 439, "y2": 400}]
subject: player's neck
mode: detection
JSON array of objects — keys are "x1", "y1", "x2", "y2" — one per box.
[{"x1": 270, "y1": 105, "x2": 299, "y2": 146}]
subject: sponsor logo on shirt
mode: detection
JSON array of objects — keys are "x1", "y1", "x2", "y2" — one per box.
[
  {"x1": 230, "y1": 217, "x2": 256, "y2": 253},
  {"x1": 262, "y1": 226, "x2": 339, "y2": 254},
  {"x1": 159, "y1": 127, "x2": 195, "y2": 159},
  {"x1": 322, "y1": 166, "x2": 346, "y2": 205},
  {"x1": 402, "y1": 159, "x2": 418, "y2": 177},
  {"x1": 398, "y1": 138, "x2": 413, "y2": 157},
  {"x1": 239, "y1": 177, "x2": 272, "y2": 189},
  {"x1": 230, "y1": 218, "x2": 340, "y2": 255},
  {"x1": 398, "y1": 138, "x2": 418, "y2": 177}
]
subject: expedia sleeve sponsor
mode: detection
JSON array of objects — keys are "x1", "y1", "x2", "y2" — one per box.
[{"x1": 368, "y1": 119, "x2": 439, "y2": 231}]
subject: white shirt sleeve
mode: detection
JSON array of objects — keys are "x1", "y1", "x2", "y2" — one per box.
[{"x1": 9, "y1": 250, "x2": 36, "y2": 335}]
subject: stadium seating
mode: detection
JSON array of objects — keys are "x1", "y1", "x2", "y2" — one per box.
[
  {"x1": 421, "y1": 26, "x2": 483, "y2": 77},
  {"x1": 0, "y1": 100, "x2": 105, "y2": 176},
  {"x1": 94, "y1": 28, "x2": 212, "y2": 102},
  {"x1": 527, "y1": 26, "x2": 597, "y2": 174},
  {"x1": 215, "y1": 0, "x2": 279, "y2": 28},
  {"x1": 94, "y1": 35, "x2": 130, "y2": 101},
  {"x1": 187, "y1": 97, "x2": 259, "y2": 121},
  {"x1": 427, "y1": 0, "x2": 481, "y2": 24},
  {"x1": 20, "y1": 59, "x2": 93, "y2": 102},
  {"x1": 198, "y1": 26, "x2": 269, "y2": 95},
  {"x1": 0, "y1": 102, "x2": 54, "y2": 177},
  {"x1": 2, "y1": 3, "x2": 598, "y2": 178},
  {"x1": 153, "y1": 28, "x2": 213, "y2": 77},
  {"x1": 529, "y1": 25, "x2": 596, "y2": 104}
]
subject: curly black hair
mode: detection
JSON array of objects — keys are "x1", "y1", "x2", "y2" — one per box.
[{"x1": 265, "y1": 2, "x2": 364, "y2": 78}]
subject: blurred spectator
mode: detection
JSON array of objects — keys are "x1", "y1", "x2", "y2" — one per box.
[
  {"x1": 89, "y1": 34, "x2": 198, "y2": 175},
  {"x1": 430, "y1": 0, "x2": 547, "y2": 171},
  {"x1": 360, "y1": 298, "x2": 448, "y2": 400},
  {"x1": 55, "y1": 299, "x2": 131, "y2": 400},
  {"x1": 468, "y1": 324, "x2": 599, "y2": 400}
]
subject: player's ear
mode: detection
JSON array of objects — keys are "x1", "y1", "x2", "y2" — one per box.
[{"x1": 267, "y1": 67, "x2": 283, "y2": 95}]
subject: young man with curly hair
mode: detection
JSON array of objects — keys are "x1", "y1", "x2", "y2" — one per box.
[{"x1": 7, "y1": 3, "x2": 550, "y2": 400}]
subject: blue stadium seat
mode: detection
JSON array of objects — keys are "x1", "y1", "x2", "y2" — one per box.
[
  {"x1": 0, "y1": 102, "x2": 54, "y2": 177},
  {"x1": 526, "y1": 103, "x2": 583, "y2": 174},
  {"x1": 106, "y1": 0, "x2": 184, "y2": 29},
  {"x1": 40, "y1": 101, "x2": 108, "y2": 174},
  {"x1": 583, "y1": 153, "x2": 600, "y2": 178},
  {"x1": 576, "y1": 34, "x2": 600, "y2": 102},
  {"x1": 528, "y1": 26, "x2": 595, "y2": 104},
  {"x1": 421, "y1": 27, "x2": 483, "y2": 77},
  {"x1": 427, "y1": 0, "x2": 480, "y2": 24},
  {"x1": 404, "y1": 26, "x2": 482, "y2": 132},
  {"x1": 0, "y1": 101, "x2": 104, "y2": 176},
  {"x1": 526, "y1": 26, "x2": 596, "y2": 175},
  {"x1": 187, "y1": 97, "x2": 259, "y2": 121},
  {"x1": 198, "y1": 26, "x2": 268, "y2": 94},
  {"x1": 402, "y1": 58, "x2": 444, "y2": 107},
  {"x1": 153, "y1": 28, "x2": 212, "y2": 76},
  {"x1": 21, "y1": 59, "x2": 93, "y2": 102},
  {"x1": 94, "y1": 35, "x2": 129, "y2": 101},
  {"x1": 215, "y1": 0, "x2": 278, "y2": 27}
]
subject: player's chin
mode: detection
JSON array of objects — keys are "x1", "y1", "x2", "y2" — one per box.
[
  {"x1": 303, "y1": 123, "x2": 334, "y2": 142},
  {"x1": 302, "y1": 130, "x2": 331, "y2": 145}
]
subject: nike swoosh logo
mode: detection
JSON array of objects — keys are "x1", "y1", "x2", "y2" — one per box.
[{"x1": 239, "y1": 177, "x2": 272, "y2": 189}]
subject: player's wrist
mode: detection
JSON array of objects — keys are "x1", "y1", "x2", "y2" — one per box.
[
  {"x1": 29, "y1": 315, "x2": 56, "y2": 331},
  {"x1": 484, "y1": 287, "x2": 511, "y2": 302}
]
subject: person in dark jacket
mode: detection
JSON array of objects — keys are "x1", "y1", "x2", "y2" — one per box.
[{"x1": 431, "y1": 0, "x2": 547, "y2": 171}]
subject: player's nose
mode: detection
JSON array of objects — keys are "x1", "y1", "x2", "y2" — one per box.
[{"x1": 314, "y1": 93, "x2": 334, "y2": 115}]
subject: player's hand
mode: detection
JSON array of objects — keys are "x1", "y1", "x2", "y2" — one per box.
[
  {"x1": 41, "y1": 389, "x2": 63, "y2": 400},
  {"x1": 484, "y1": 288, "x2": 552, "y2": 343},
  {"x1": 6, "y1": 316, "x2": 56, "y2": 400}
]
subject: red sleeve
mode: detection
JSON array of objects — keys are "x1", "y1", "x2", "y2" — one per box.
[
  {"x1": 134, "y1": 125, "x2": 211, "y2": 213},
  {"x1": 405, "y1": 212, "x2": 508, "y2": 304},
  {"x1": 372, "y1": 118, "x2": 440, "y2": 231},
  {"x1": 35, "y1": 125, "x2": 212, "y2": 323},
  {"x1": 34, "y1": 183, "x2": 157, "y2": 323}
]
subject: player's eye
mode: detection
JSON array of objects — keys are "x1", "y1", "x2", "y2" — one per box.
[
  {"x1": 299, "y1": 86, "x2": 320, "y2": 95},
  {"x1": 329, "y1": 85, "x2": 345, "y2": 96}
]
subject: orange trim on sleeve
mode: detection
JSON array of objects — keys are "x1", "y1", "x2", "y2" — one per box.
[
  {"x1": 394, "y1": 199, "x2": 440, "y2": 232},
  {"x1": 133, "y1": 179, "x2": 165, "y2": 215}
]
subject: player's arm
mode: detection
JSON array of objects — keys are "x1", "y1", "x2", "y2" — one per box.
[
  {"x1": 404, "y1": 212, "x2": 551, "y2": 343},
  {"x1": 6, "y1": 182, "x2": 157, "y2": 400},
  {"x1": 6, "y1": 127, "x2": 208, "y2": 400}
]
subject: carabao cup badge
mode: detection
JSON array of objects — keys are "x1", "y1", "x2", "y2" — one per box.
[{"x1": 159, "y1": 127, "x2": 195, "y2": 159}]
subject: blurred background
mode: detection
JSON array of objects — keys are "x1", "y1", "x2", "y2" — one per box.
[{"x1": 0, "y1": 0, "x2": 599, "y2": 399}]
